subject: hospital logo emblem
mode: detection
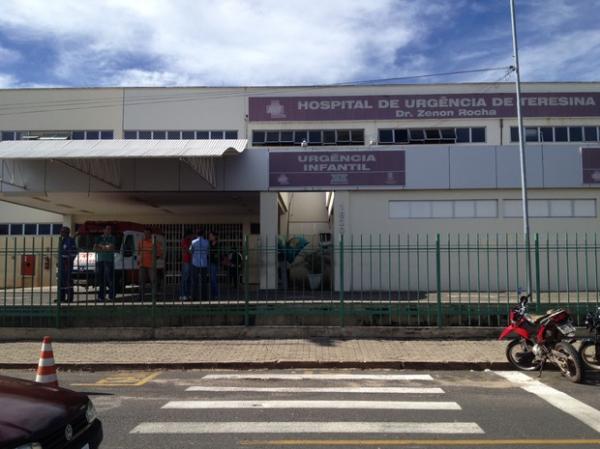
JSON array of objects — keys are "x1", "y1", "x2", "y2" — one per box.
[
  {"x1": 266, "y1": 100, "x2": 286, "y2": 119},
  {"x1": 277, "y1": 173, "x2": 290, "y2": 185},
  {"x1": 592, "y1": 171, "x2": 600, "y2": 182}
]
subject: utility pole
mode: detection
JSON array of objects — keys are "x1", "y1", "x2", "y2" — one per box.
[{"x1": 510, "y1": 0, "x2": 533, "y2": 296}]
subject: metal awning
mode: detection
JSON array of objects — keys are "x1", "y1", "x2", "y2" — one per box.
[{"x1": 0, "y1": 139, "x2": 247, "y2": 188}]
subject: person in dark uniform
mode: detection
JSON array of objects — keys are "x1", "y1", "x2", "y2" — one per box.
[{"x1": 58, "y1": 226, "x2": 77, "y2": 303}]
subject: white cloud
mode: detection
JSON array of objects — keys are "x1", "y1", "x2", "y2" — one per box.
[
  {"x1": 0, "y1": 73, "x2": 17, "y2": 88},
  {"x1": 0, "y1": 0, "x2": 452, "y2": 86}
]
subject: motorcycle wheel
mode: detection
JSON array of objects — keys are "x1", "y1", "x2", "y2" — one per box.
[
  {"x1": 579, "y1": 341, "x2": 600, "y2": 371},
  {"x1": 555, "y1": 342, "x2": 582, "y2": 383},
  {"x1": 506, "y1": 338, "x2": 539, "y2": 371}
]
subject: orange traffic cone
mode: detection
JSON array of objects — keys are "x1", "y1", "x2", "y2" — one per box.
[{"x1": 35, "y1": 336, "x2": 58, "y2": 387}]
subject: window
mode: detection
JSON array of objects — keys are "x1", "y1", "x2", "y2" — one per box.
[
  {"x1": 122, "y1": 130, "x2": 237, "y2": 140},
  {"x1": 124, "y1": 131, "x2": 137, "y2": 139},
  {"x1": 389, "y1": 200, "x2": 498, "y2": 219},
  {"x1": 24, "y1": 224, "x2": 37, "y2": 235},
  {"x1": 1, "y1": 131, "x2": 16, "y2": 141},
  {"x1": 100, "y1": 130, "x2": 113, "y2": 139},
  {"x1": 252, "y1": 129, "x2": 365, "y2": 146},
  {"x1": 86, "y1": 131, "x2": 100, "y2": 140},
  {"x1": 153, "y1": 131, "x2": 166, "y2": 139},
  {"x1": 138, "y1": 130, "x2": 152, "y2": 139},
  {"x1": 182, "y1": 131, "x2": 195, "y2": 139},
  {"x1": 210, "y1": 131, "x2": 224, "y2": 139},
  {"x1": 196, "y1": 131, "x2": 210, "y2": 139},
  {"x1": 504, "y1": 199, "x2": 596, "y2": 218},
  {"x1": 10, "y1": 224, "x2": 23, "y2": 235},
  {"x1": 378, "y1": 127, "x2": 485, "y2": 145},
  {"x1": 471, "y1": 127, "x2": 486, "y2": 143},
  {"x1": 379, "y1": 129, "x2": 393, "y2": 143},
  {"x1": 72, "y1": 131, "x2": 85, "y2": 140},
  {"x1": 0, "y1": 224, "x2": 8, "y2": 235},
  {"x1": 456, "y1": 128, "x2": 470, "y2": 143},
  {"x1": 225, "y1": 130, "x2": 238, "y2": 139},
  {"x1": 38, "y1": 224, "x2": 51, "y2": 234},
  {"x1": 167, "y1": 131, "x2": 181, "y2": 139},
  {"x1": 511, "y1": 125, "x2": 600, "y2": 143}
]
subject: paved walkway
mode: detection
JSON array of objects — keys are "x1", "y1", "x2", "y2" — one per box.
[{"x1": 0, "y1": 339, "x2": 509, "y2": 370}]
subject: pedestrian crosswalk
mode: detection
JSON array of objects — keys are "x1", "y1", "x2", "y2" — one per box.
[{"x1": 130, "y1": 371, "x2": 484, "y2": 436}]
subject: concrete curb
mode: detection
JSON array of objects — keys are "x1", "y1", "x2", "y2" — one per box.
[
  {"x1": 0, "y1": 326, "x2": 504, "y2": 341},
  {"x1": 0, "y1": 361, "x2": 514, "y2": 371}
]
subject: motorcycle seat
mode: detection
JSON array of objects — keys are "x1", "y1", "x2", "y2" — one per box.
[{"x1": 526, "y1": 313, "x2": 547, "y2": 323}]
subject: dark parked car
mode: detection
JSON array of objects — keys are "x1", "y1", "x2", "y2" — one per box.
[{"x1": 0, "y1": 375, "x2": 102, "y2": 449}]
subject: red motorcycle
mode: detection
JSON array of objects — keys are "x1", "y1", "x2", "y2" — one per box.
[{"x1": 499, "y1": 293, "x2": 582, "y2": 383}]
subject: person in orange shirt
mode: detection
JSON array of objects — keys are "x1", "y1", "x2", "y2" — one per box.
[{"x1": 137, "y1": 228, "x2": 163, "y2": 300}]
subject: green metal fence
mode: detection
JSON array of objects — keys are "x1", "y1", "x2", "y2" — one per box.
[{"x1": 1, "y1": 233, "x2": 599, "y2": 328}]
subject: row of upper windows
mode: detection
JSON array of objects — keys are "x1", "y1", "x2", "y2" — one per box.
[
  {"x1": 253, "y1": 129, "x2": 365, "y2": 146},
  {"x1": 510, "y1": 126, "x2": 600, "y2": 143},
  {"x1": 1, "y1": 130, "x2": 114, "y2": 140},
  {"x1": 123, "y1": 130, "x2": 238, "y2": 139},
  {"x1": 379, "y1": 127, "x2": 486, "y2": 144},
  {"x1": 0, "y1": 223, "x2": 63, "y2": 236}
]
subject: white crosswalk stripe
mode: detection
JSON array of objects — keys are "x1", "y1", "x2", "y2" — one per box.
[
  {"x1": 162, "y1": 400, "x2": 462, "y2": 410},
  {"x1": 131, "y1": 372, "x2": 482, "y2": 436}
]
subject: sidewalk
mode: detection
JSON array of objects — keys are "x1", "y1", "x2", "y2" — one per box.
[{"x1": 0, "y1": 339, "x2": 510, "y2": 370}]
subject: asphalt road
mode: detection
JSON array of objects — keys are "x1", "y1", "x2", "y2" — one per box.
[{"x1": 3, "y1": 368, "x2": 600, "y2": 449}]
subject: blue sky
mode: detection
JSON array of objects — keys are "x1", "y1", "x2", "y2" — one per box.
[{"x1": 0, "y1": 0, "x2": 599, "y2": 88}]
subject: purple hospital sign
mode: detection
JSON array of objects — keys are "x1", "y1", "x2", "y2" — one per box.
[
  {"x1": 250, "y1": 92, "x2": 600, "y2": 121},
  {"x1": 582, "y1": 148, "x2": 600, "y2": 183},
  {"x1": 269, "y1": 150, "x2": 405, "y2": 189}
]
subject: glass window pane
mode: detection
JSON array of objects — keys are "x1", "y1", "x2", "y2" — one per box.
[
  {"x1": 1, "y1": 131, "x2": 16, "y2": 141},
  {"x1": 410, "y1": 201, "x2": 431, "y2": 218},
  {"x1": 51, "y1": 224, "x2": 62, "y2": 235},
  {"x1": 225, "y1": 130, "x2": 238, "y2": 139},
  {"x1": 389, "y1": 202, "x2": 410, "y2": 218},
  {"x1": 471, "y1": 127, "x2": 486, "y2": 143},
  {"x1": 441, "y1": 128, "x2": 456, "y2": 139},
  {"x1": 510, "y1": 127, "x2": 519, "y2": 142},
  {"x1": 337, "y1": 130, "x2": 350, "y2": 142},
  {"x1": 211, "y1": 131, "x2": 224, "y2": 139},
  {"x1": 308, "y1": 130, "x2": 322, "y2": 144},
  {"x1": 525, "y1": 127, "x2": 538, "y2": 142},
  {"x1": 476, "y1": 200, "x2": 497, "y2": 217},
  {"x1": 584, "y1": 127, "x2": 598, "y2": 142},
  {"x1": 86, "y1": 130, "x2": 99, "y2": 140},
  {"x1": 265, "y1": 131, "x2": 279, "y2": 143},
  {"x1": 431, "y1": 201, "x2": 453, "y2": 218},
  {"x1": 425, "y1": 129, "x2": 440, "y2": 139},
  {"x1": 72, "y1": 131, "x2": 85, "y2": 140},
  {"x1": 454, "y1": 201, "x2": 475, "y2": 218},
  {"x1": 529, "y1": 200, "x2": 549, "y2": 217},
  {"x1": 182, "y1": 131, "x2": 195, "y2": 139},
  {"x1": 456, "y1": 128, "x2": 470, "y2": 142},
  {"x1": 38, "y1": 224, "x2": 51, "y2": 234},
  {"x1": 550, "y1": 199, "x2": 572, "y2": 217},
  {"x1": 167, "y1": 131, "x2": 181, "y2": 139},
  {"x1": 540, "y1": 127, "x2": 553, "y2": 142},
  {"x1": 351, "y1": 129, "x2": 364, "y2": 143},
  {"x1": 153, "y1": 131, "x2": 166, "y2": 139},
  {"x1": 379, "y1": 129, "x2": 393, "y2": 143},
  {"x1": 10, "y1": 224, "x2": 23, "y2": 235},
  {"x1": 196, "y1": 131, "x2": 209, "y2": 139},
  {"x1": 323, "y1": 130, "x2": 336, "y2": 144},
  {"x1": 138, "y1": 131, "x2": 152, "y2": 139},
  {"x1": 124, "y1": 131, "x2": 137, "y2": 139},
  {"x1": 574, "y1": 199, "x2": 596, "y2": 217},
  {"x1": 0, "y1": 224, "x2": 8, "y2": 235},
  {"x1": 569, "y1": 127, "x2": 583, "y2": 142},
  {"x1": 252, "y1": 131, "x2": 265, "y2": 143},
  {"x1": 100, "y1": 130, "x2": 113, "y2": 139},
  {"x1": 24, "y1": 224, "x2": 37, "y2": 235},
  {"x1": 280, "y1": 131, "x2": 294, "y2": 143},
  {"x1": 294, "y1": 131, "x2": 307, "y2": 143},
  {"x1": 555, "y1": 127, "x2": 568, "y2": 142},
  {"x1": 409, "y1": 129, "x2": 424, "y2": 140},
  {"x1": 394, "y1": 129, "x2": 409, "y2": 143}
]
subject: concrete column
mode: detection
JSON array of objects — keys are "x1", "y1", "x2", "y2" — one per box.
[
  {"x1": 259, "y1": 192, "x2": 278, "y2": 290},
  {"x1": 333, "y1": 191, "x2": 351, "y2": 291}
]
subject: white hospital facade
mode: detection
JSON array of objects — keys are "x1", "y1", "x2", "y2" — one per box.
[{"x1": 1, "y1": 82, "x2": 600, "y2": 289}]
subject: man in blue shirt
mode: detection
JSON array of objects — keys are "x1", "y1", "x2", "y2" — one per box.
[
  {"x1": 190, "y1": 229, "x2": 209, "y2": 301},
  {"x1": 58, "y1": 226, "x2": 77, "y2": 303}
]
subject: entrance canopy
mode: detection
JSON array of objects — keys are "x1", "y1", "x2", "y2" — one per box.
[{"x1": 0, "y1": 139, "x2": 247, "y2": 188}]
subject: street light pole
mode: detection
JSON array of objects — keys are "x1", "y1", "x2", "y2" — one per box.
[{"x1": 510, "y1": 0, "x2": 533, "y2": 297}]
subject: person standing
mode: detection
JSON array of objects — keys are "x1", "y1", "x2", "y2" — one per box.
[
  {"x1": 137, "y1": 228, "x2": 163, "y2": 300},
  {"x1": 208, "y1": 231, "x2": 221, "y2": 299},
  {"x1": 179, "y1": 229, "x2": 193, "y2": 300},
  {"x1": 190, "y1": 229, "x2": 209, "y2": 301},
  {"x1": 93, "y1": 224, "x2": 115, "y2": 301},
  {"x1": 58, "y1": 226, "x2": 77, "y2": 303}
]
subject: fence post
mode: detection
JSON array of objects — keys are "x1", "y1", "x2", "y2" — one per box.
[
  {"x1": 243, "y1": 235, "x2": 249, "y2": 326},
  {"x1": 339, "y1": 234, "x2": 345, "y2": 327},
  {"x1": 436, "y1": 234, "x2": 442, "y2": 328},
  {"x1": 534, "y1": 233, "x2": 541, "y2": 312},
  {"x1": 151, "y1": 235, "x2": 157, "y2": 328}
]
